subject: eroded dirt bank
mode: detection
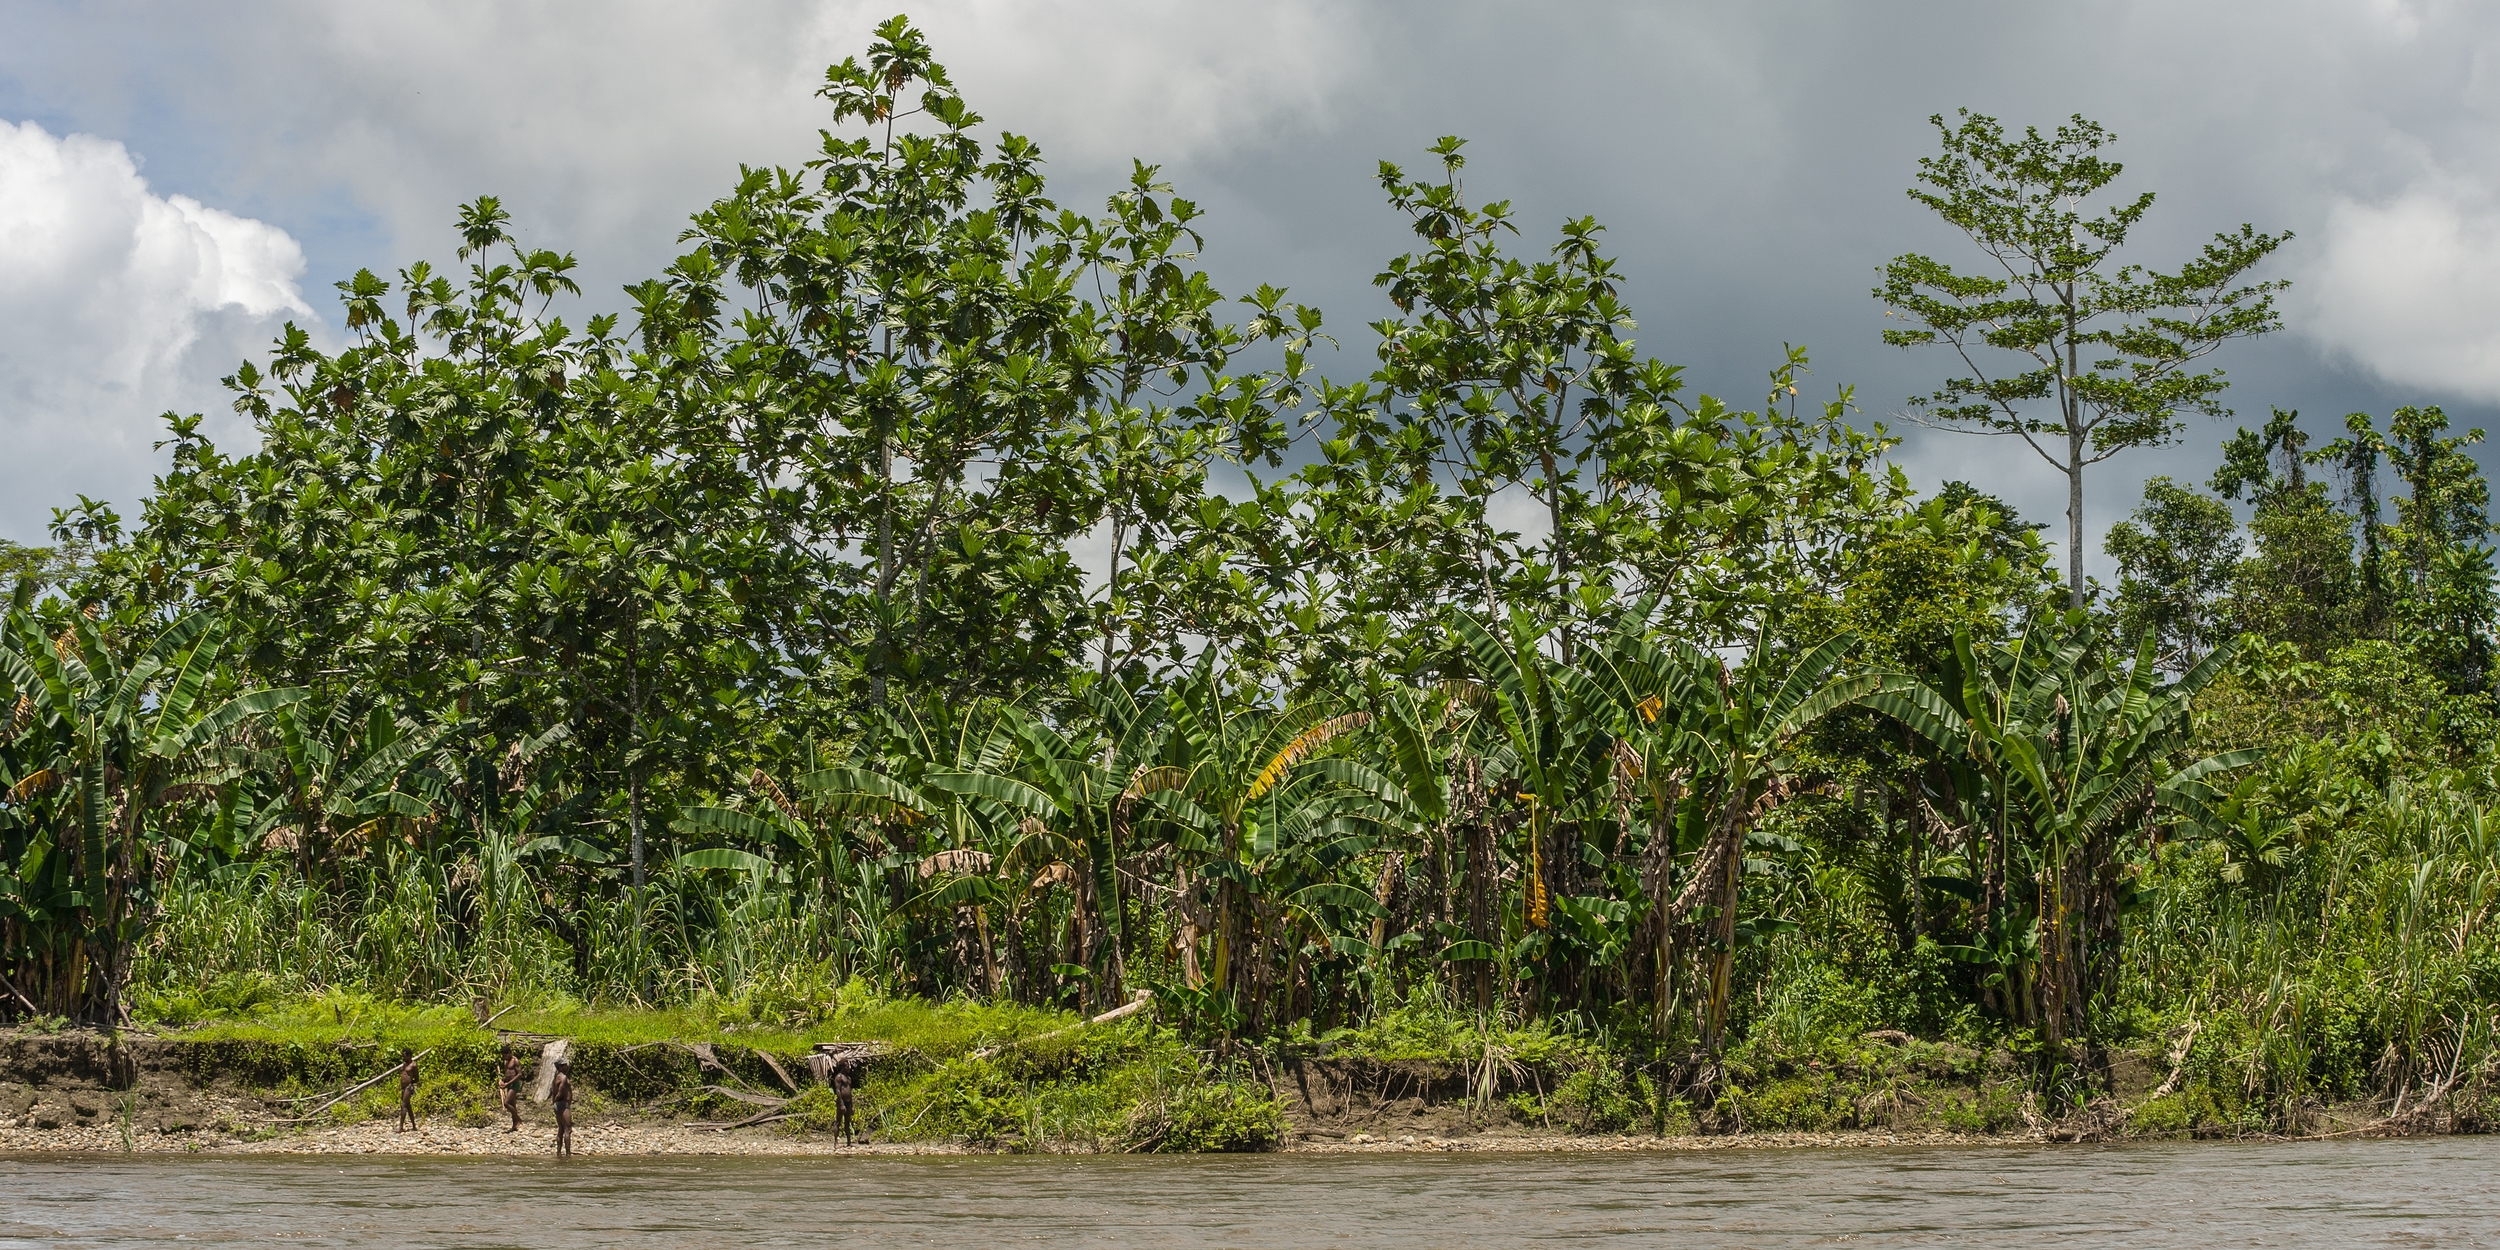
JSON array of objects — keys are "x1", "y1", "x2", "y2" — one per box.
[
  {"x1": 0, "y1": 1027, "x2": 2444, "y2": 1156},
  {"x1": 0, "y1": 1028, "x2": 1994, "y2": 1156}
]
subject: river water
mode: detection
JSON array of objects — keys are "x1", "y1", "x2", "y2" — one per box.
[{"x1": 6, "y1": 1138, "x2": 2497, "y2": 1247}]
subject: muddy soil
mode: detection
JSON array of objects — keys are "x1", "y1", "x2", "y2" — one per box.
[
  {"x1": 1276, "y1": 1056, "x2": 1502, "y2": 1144},
  {"x1": 0, "y1": 1028, "x2": 977, "y2": 1156},
  {"x1": 0, "y1": 1026, "x2": 2433, "y2": 1157},
  {"x1": 0, "y1": 1031, "x2": 241, "y2": 1138},
  {"x1": 0, "y1": 1030, "x2": 1928, "y2": 1156}
]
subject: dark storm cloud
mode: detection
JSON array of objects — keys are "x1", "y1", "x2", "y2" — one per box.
[{"x1": 3, "y1": 0, "x2": 2493, "y2": 576}]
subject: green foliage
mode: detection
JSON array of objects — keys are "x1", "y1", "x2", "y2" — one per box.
[
  {"x1": 4, "y1": 17, "x2": 2496, "y2": 1147},
  {"x1": 0, "y1": 536, "x2": 94, "y2": 606},
  {"x1": 1534, "y1": 1062, "x2": 1653, "y2": 1134},
  {"x1": 2109, "y1": 478, "x2": 2240, "y2": 664},
  {"x1": 1138, "y1": 1080, "x2": 1286, "y2": 1153},
  {"x1": 1796, "y1": 484, "x2": 2055, "y2": 675}
]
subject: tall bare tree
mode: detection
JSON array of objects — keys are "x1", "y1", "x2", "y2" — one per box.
[{"x1": 1879, "y1": 110, "x2": 2289, "y2": 606}]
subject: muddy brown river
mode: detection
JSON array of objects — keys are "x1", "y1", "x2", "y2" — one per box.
[{"x1": 6, "y1": 1138, "x2": 2498, "y2": 1247}]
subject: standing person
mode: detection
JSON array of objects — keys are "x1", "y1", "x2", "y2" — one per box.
[
  {"x1": 832, "y1": 1060, "x2": 857, "y2": 1146},
  {"x1": 497, "y1": 1044, "x2": 524, "y2": 1133},
  {"x1": 394, "y1": 1048, "x2": 419, "y2": 1132},
  {"x1": 551, "y1": 1057, "x2": 574, "y2": 1158}
]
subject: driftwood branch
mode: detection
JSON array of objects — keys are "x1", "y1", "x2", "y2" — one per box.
[
  {"x1": 812, "y1": 1040, "x2": 896, "y2": 1063},
  {"x1": 752, "y1": 1048, "x2": 801, "y2": 1095},
  {"x1": 0, "y1": 970, "x2": 41, "y2": 1018},
  {"x1": 693, "y1": 1110, "x2": 794, "y2": 1131},
  {"x1": 270, "y1": 1048, "x2": 434, "y2": 1122},
  {"x1": 2150, "y1": 1020, "x2": 2202, "y2": 1100}
]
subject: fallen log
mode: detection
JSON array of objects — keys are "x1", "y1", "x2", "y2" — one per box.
[
  {"x1": 973, "y1": 990, "x2": 1152, "y2": 1059},
  {"x1": 691, "y1": 1111, "x2": 794, "y2": 1131},
  {"x1": 752, "y1": 1048, "x2": 801, "y2": 1095},
  {"x1": 811, "y1": 1040, "x2": 895, "y2": 1063}
]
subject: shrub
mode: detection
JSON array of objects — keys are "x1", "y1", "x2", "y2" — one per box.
[{"x1": 1141, "y1": 1081, "x2": 1284, "y2": 1153}]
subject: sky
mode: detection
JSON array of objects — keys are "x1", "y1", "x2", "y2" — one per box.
[{"x1": 3, "y1": 0, "x2": 2497, "y2": 586}]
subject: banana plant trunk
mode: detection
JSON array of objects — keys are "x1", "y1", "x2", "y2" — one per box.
[
  {"x1": 1465, "y1": 820, "x2": 1494, "y2": 1011},
  {"x1": 1173, "y1": 865, "x2": 1203, "y2": 989},
  {"x1": 1641, "y1": 806, "x2": 1678, "y2": 1039},
  {"x1": 1704, "y1": 829, "x2": 1740, "y2": 1054}
]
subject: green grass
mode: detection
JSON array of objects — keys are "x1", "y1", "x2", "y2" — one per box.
[
  {"x1": 126, "y1": 970, "x2": 2364, "y2": 1145},
  {"x1": 128, "y1": 979, "x2": 1290, "y2": 1150}
]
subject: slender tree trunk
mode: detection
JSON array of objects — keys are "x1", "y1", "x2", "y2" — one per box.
[
  {"x1": 1428, "y1": 825, "x2": 1449, "y2": 931},
  {"x1": 872, "y1": 431, "x2": 894, "y2": 709},
  {"x1": 1539, "y1": 442, "x2": 1574, "y2": 660},
  {"x1": 2066, "y1": 428, "x2": 2087, "y2": 610},
  {"x1": 974, "y1": 906, "x2": 997, "y2": 1000},
  {"x1": 1640, "y1": 795, "x2": 1678, "y2": 1038},
  {"x1": 1246, "y1": 900, "x2": 1274, "y2": 1033},
  {"x1": 1175, "y1": 866, "x2": 1203, "y2": 989},
  {"x1": 2064, "y1": 319, "x2": 2086, "y2": 609},
  {"x1": 1705, "y1": 827, "x2": 1740, "y2": 1054},
  {"x1": 1100, "y1": 515, "x2": 1125, "y2": 681},
  {"x1": 2039, "y1": 862, "x2": 2065, "y2": 1047},
  {"x1": 1368, "y1": 850, "x2": 1403, "y2": 1003}
]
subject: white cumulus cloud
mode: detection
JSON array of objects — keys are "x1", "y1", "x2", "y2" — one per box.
[
  {"x1": 0, "y1": 120, "x2": 312, "y2": 540},
  {"x1": 0, "y1": 1, "x2": 1367, "y2": 318},
  {"x1": 2303, "y1": 181, "x2": 2500, "y2": 404}
]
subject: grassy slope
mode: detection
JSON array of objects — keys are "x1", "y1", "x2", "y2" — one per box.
[
  {"x1": 138, "y1": 986, "x2": 1282, "y2": 1151},
  {"x1": 119, "y1": 980, "x2": 2419, "y2": 1147}
]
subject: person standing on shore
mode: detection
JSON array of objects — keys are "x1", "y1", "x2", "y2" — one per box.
[
  {"x1": 833, "y1": 1060, "x2": 857, "y2": 1145},
  {"x1": 498, "y1": 1045, "x2": 524, "y2": 1132},
  {"x1": 394, "y1": 1049, "x2": 419, "y2": 1132},
  {"x1": 551, "y1": 1057, "x2": 574, "y2": 1157}
]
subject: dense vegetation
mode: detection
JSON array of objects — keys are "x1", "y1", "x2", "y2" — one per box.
[{"x1": 5, "y1": 19, "x2": 2496, "y2": 1136}]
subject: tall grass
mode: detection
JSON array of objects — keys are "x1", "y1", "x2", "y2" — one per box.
[
  {"x1": 133, "y1": 844, "x2": 863, "y2": 1017},
  {"x1": 2121, "y1": 773, "x2": 2500, "y2": 1126},
  {"x1": 130, "y1": 761, "x2": 2500, "y2": 1137}
]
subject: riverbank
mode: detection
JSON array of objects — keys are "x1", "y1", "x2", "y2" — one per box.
[
  {"x1": 0, "y1": 1116, "x2": 2018, "y2": 1157},
  {"x1": 0, "y1": 1020, "x2": 2039, "y2": 1157},
  {"x1": 4, "y1": 989, "x2": 2482, "y2": 1155}
]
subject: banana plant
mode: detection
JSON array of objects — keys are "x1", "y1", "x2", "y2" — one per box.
[
  {"x1": 1352, "y1": 673, "x2": 1483, "y2": 997},
  {"x1": 1866, "y1": 611, "x2": 2255, "y2": 1043},
  {"x1": 791, "y1": 698, "x2": 1121, "y2": 1003},
  {"x1": 239, "y1": 699, "x2": 444, "y2": 877},
  {"x1": 1122, "y1": 659, "x2": 1401, "y2": 1033},
  {"x1": 1448, "y1": 612, "x2": 1593, "y2": 939},
  {"x1": 0, "y1": 610, "x2": 305, "y2": 1021},
  {"x1": 1582, "y1": 615, "x2": 1874, "y2": 1049}
]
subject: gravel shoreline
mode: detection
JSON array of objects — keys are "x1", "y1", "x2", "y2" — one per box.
[{"x1": 0, "y1": 1119, "x2": 2012, "y2": 1157}]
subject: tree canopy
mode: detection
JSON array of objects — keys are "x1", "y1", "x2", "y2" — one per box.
[{"x1": 1, "y1": 18, "x2": 2488, "y2": 1136}]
